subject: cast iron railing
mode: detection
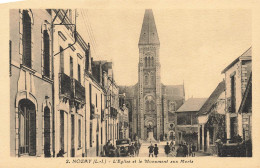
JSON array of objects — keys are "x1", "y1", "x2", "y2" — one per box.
[
  {"x1": 59, "y1": 73, "x2": 74, "y2": 99},
  {"x1": 74, "y1": 79, "x2": 85, "y2": 103}
]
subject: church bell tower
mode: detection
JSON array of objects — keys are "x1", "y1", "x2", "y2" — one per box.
[{"x1": 138, "y1": 9, "x2": 161, "y2": 140}]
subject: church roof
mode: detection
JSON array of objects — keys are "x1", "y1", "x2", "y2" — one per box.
[
  {"x1": 138, "y1": 9, "x2": 160, "y2": 45},
  {"x1": 197, "y1": 80, "x2": 225, "y2": 116},
  {"x1": 177, "y1": 98, "x2": 207, "y2": 112},
  {"x1": 164, "y1": 85, "x2": 184, "y2": 97}
]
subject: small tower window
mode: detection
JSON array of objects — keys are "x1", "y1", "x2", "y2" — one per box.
[
  {"x1": 150, "y1": 74, "x2": 154, "y2": 85},
  {"x1": 145, "y1": 75, "x2": 148, "y2": 85}
]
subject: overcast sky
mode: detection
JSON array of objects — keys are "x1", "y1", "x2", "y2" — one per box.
[{"x1": 77, "y1": 9, "x2": 251, "y2": 99}]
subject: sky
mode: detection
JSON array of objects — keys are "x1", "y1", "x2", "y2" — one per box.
[{"x1": 77, "y1": 9, "x2": 251, "y2": 99}]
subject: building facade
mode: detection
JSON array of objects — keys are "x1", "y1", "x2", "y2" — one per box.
[
  {"x1": 175, "y1": 98, "x2": 207, "y2": 145},
  {"x1": 10, "y1": 9, "x2": 122, "y2": 157},
  {"x1": 10, "y1": 9, "x2": 54, "y2": 157},
  {"x1": 221, "y1": 47, "x2": 251, "y2": 143},
  {"x1": 51, "y1": 9, "x2": 86, "y2": 157},
  {"x1": 119, "y1": 9, "x2": 185, "y2": 141}
]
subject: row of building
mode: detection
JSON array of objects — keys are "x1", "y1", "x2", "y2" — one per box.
[
  {"x1": 10, "y1": 9, "x2": 129, "y2": 157},
  {"x1": 174, "y1": 47, "x2": 252, "y2": 156}
]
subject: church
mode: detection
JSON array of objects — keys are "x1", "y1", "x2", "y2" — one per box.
[{"x1": 119, "y1": 9, "x2": 185, "y2": 141}]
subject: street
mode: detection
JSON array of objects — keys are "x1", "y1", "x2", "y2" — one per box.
[{"x1": 133, "y1": 141, "x2": 212, "y2": 157}]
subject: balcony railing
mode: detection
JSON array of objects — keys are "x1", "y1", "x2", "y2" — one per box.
[
  {"x1": 74, "y1": 79, "x2": 85, "y2": 103},
  {"x1": 59, "y1": 73, "x2": 73, "y2": 99},
  {"x1": 110, "y1": 107, "x2": 118, "y2": 119}
]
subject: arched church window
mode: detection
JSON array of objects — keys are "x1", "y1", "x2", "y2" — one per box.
[
  {"x1": 169, "y1": 102, "x2": 176, "y2": 112},
  {"x1": 145, "y1": 57, "x2": 147, "y2": 67},
  {"x1": 150, "y1": 75, "x2": 154, "y2": 85},
  {"x1": 151, "y1": 57, "x2": 154, "y2": 67},
  {"x1": 144, "y1": 75, "x2": 148, "y2": 85},
  {"x1": 22, "y1": 10, "x2": 32, "y2": 68},
  {"x1": 148, "y1": 57, "x2": 151, "y2": 67}
]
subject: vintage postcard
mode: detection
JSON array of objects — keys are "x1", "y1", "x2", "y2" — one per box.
[{"x1": 0, "y1": 0, "x2": 260, "y2": 167}]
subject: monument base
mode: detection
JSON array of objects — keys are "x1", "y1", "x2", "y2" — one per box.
[{"x1": 146, "y1": 131, "x2": 157, "y2": 143}]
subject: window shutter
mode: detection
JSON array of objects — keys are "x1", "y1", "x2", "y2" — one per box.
[{"x1": 29, "y1": 109, "x2": 36, "y2": 156}]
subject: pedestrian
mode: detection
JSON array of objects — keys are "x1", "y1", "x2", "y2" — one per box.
[
  {"x1": 108, "y1": 143, "x2": 115, "y2": 157},
  {"x1": 183, "y1": 142, "x2": 188, "y2": 157},
  {"x1": 176, "y1": 144, "x2": 185, "y2": 157},
  {"x1": 187, "y1": 143, "x2": 191, "y2": 157},
  {"x1": 57, "y1": 149, "x2": 64, "y2": 157},
  {"x1": 164, "y1": 142, "x2": 171, "y2": 157},
  {"x1": 148, "y1": 143, "x2": 154, "y2": 157},
  {"x1": 170, "y1": 140, "x2": 175, "y2": 151},
  {"x1": 134, "y1": 141, "x2": 139, "y2": 156},
  {"x1": 129, "y1": 143, "x2": 135, "y2": 157},
  {"x1": 192, "y1": 143, "x2": 196, "y2": 157},
  {"x1": 104, "y1": 140, "x2": 110, "y2": 157},
  {"x1": 154, "y1": 144, "x2": 159, "y2": 157}
]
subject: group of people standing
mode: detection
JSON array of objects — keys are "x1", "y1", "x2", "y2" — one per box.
[
  {"x1": 164, "y1": 141, "x2": 196, "y2": 157},
  {"x1": 103, "y1": 140, "x2": 116, "y2": 157},
  {"x1": 164, "y1": 140, "x2": 175, "y2": 157},
  {"x1": 128, "y1": 141, "x2": 141, "y2": 157},
  {"x1": 148, "y1": 143, "x2": 159, "y2": 157},
  {"x1": 176, "y1": 142, "x2": 196, "y2": 157}
]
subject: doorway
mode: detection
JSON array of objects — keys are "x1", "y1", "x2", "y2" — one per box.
[
  {"x1": 71, "y1": 114, "x2": 75, "y2": 157},
  {"x1": 44, "y1": 106, "x2": 51, "y2": 157},
  {"x1": 18, "y1": 99, "x2": 36, "y2": 156}
]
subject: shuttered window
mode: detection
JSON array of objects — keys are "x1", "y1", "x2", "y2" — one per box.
[
  {"x1": 78, "y1": 119, "x2": 81, "y2": 148},
  {"x1": 44, "y1": 107, "x2": 51, "y2": 157},
  {"x1": 70, "y1": 57, "x2": 73, "y2": 78},
  {"x1": 60, "y1": 110, "x2": 64, "y2": 151},
  {"x1": 18, "y1": 99, "x2": 36, "y2": 156},
  {"x1": 22, "y1": 10, "x2": 32, "y2": 68},
  {"x1": 43, "y1": 30, "x2": 50, "y2": 77},
  {"x1": 78, "y1": 64, "x2": 81, "y2": 83},
  {"x1": 60, "y1": 47, "x2": 64, "y2": 73},
  {"x1": 90, "y1": 122, "x2": 92, "y2": 147}
]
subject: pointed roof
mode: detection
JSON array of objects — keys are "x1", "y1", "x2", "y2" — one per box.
[
  {"x1": 198, "y1": 80, "x2": 225, "y2": 116},
  {"x1": 221, "y1": 47, "x2": 252, "y2": 74},
  {"x1": 139, "y1": 9, "x2": 160, "y2": 45}
]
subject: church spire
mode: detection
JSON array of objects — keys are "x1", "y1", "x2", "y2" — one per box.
[{"x1": 139, "y1": 9, "x2": 160, "y2": 45}]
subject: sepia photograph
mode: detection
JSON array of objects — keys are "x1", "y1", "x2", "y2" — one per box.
[
  {"x1": 1, "y1": 0, "x2": 260, "y2": 167},
  {"x1": 8, "y1": 8, "x2": 253, "y2": 159}
]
